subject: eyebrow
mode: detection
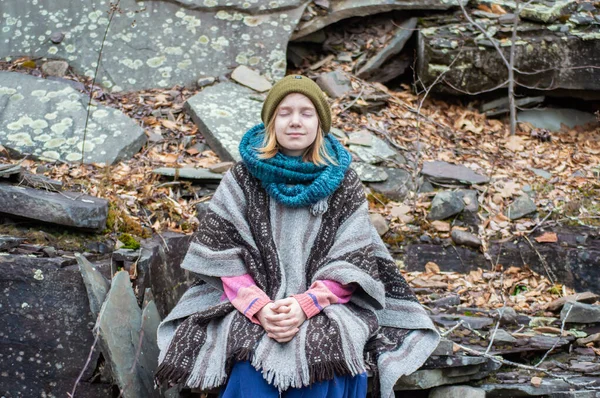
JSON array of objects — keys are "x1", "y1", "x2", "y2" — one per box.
[{"x1": 278, "y1": 106, "x2": 315, "y2": 111}]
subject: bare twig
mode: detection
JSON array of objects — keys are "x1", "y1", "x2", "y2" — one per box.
[
  {"x1": 534, "y1": 299, "x2": 576, "y2": 367},
  {"x1": 81, "y1": 1, "x2": 121, "y2": 164},
  {"x1": 339, "y1": 86, "x2": 365, "y2": 114},
  {"x1": 69, "y1": 329, "x2": 100, "y2": 398},
  {"x1": 455, "y1": 342, "x2": 599, "y2": 389},
  {"x1": 523, "y1": 235, "x2": 556, "y2": 284}
]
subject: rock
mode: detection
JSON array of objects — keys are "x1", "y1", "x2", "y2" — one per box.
[
  {"x1": 490, "y1": 329, "x2": 517, "y2": 344},
  {"x1": 430, "y1": 314, "x2": 494, "y2": 330},
  {"x1": 357, "y1": 18, "x2": 417, "y2": 79},
  {"x1": 547, "y1": 292, "x2": 599, "y2": 312},
  {"x1": 395, "y1": 356, "x2": 500, "y2": 390},
  {"x1": 231, "y1": 65, "x2": 272, "y2": 93},
  {"x1": 482, "y1": 376, "x2": 600, "y2": 397},
  {"x1": 152, "y1": 167, "x2": 224, "y2": 181},
  {"x1": 518, "y1": 108, "x2": 598, "y2": 133},
  {"x1": 0, "y1": 183, "x2": 108, "y2": 231},
  {"x1": 42, "y1": 246, "x2": 57, "y2": 257},
  {"x1": 138, "y1": 300, "x2": 161, "y2": 395},
  {"x1": 76, "y1": 253, "x2": 110, "y2": 319},
  {"x1": 316, "y1": 70, "x2": 352, "y2": 99},
  {"x1": 144, "y1": 232, "x2": 195, "y2": 318},
  {"x1": 0, "y1": 235, "x2": 23, "y2": 251},
  {"x1": 432, "y1": 221, "x2": 451, "y2": 232},
  {"x1": 498, "y1": 306, "x2": 518, "y2": 326},
  {"x1": 576, "y1": 332, "x2": 600, "y2": 346},
  {"x1": 506, "y1": 195, "x2": 537, "y2": 220},
  {"x1": 528, "y1": 167, "x2": 552, "y2": 180},
  {"x1": 428, "y1": 191, "x2": 465, "y2": 221},
  {"x1": 429, "y1": 385, "x2": 486, "y2": 398},
  {"x1": 0, "y1": 254, "x2": 110, "y2": 396},
  {"x1": 422, "y1": 162, "x2": 489, "y2": 185},
  {"x1": 457, "y1": 190, "x2": 478, "y2": 212},
  {"x1": 113, "y1": 248, "x2": 141, "y2": 263},
  {"x1": 292, "y1": 0, "x2": 461, "y2": 40},
  {"x1": 350, "y1": 163, "x2": 388, "y2": 182},
  {"x1": 431, "y1": 338, "x2": 455, "y2": 356},
  {"x1": 417, "y1": 16, "x2": 600, "y2": 95},
  {"x1": 1, "y1": 2, "x2": 306, "y2": 91},
  {"x1": 348, "y1": 134, "x2": 398, "y2": 164},
  {"x1": 419, "y1": 180, "x2": 435, "y2": 193},
  {"x1": 195, "y1": 201, "x2": 211, "y2": 220},
  {"x1": 561, "y1": 302, "x2": 600, "y2": 323},
  {"x1": 50, "y1": 31, "x2": 65, "y2": 44},
  {"x1": 430, "y1": 294, "x2": 461, "y2": 309},
  {"x1": 451, "y1": 230, "x2": 482, "y2": 248},
  {"x1": 370, "y1": 213, "x2": 389, "y2": 236},
  {"x1": 481, "y1": 95, "x2": 545, "y2": 117},
  {"x1": 41, "y1": 60, "x2": 69, "y2": 77},
  {"x1": 96, "y1": 271, "x2": 155, "y2": 397},
  {"x1": 0, "y1": 72, "x2": 146, "y2": 164},
  {"x1": 185, "y1": 82, "x2": 261, "y2": 161},
  {"x1": 197, "y1": 76, "x2": 216, "y2": 88},
  {"x1": 208, "y1": 161, "x2": 235, "y2": 173},
  {"x1": 368, "y1": 168, "x2": 412, "y2": 201}
]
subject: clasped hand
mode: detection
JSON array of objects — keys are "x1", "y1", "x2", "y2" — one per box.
[{"x1": 256, "y1": 297, "x2": 307, "y2": 343}]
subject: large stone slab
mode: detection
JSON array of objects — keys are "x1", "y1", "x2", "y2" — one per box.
[
  {"x1": 0, "y1": 255, "x2": 111, "y2": 397},
  {"x1": 292, "y1": 0, "x2": 465, "y2": 40},
  {"x1": 143, "y1": 232, "x2": 196, "y2": 318},
  {"x1": 0, "y1": 72, "x2": 146, "y2": 164},
  {"x1": 77, "y1": 253, "x2": 110, "y2": 318},
  {"x1": 0, "y1": 182, "x2": 108, "y2": 231},
  {"x1": 518, "y1": 108, "x2": 598, "y2": 132},
  {"x1": 0, "y1": 1, "x2": 306, "y2": 91},
  {"x1": 422, "y1": 161, "x2": 490, "y2": 185},
  {"x1": 185, "y1": 82, "x2": 262, "y2": 161},
  {"x1": 417, "y1": 14, "x2": 600, "y2": 95},
  {"x1": 96, "y1": 271, "x2": 156, "y2": 398},
  {"x1": 357, "y1": 18, "x2": 417, "y2": 79}
]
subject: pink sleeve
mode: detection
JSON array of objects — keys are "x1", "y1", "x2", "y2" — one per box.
[
  {"x1": 293, "y1": 280, "x2": 356, "y2": 319},
  {"x1": 221, "y1": 274, "x2": 272, "y2": 325}
]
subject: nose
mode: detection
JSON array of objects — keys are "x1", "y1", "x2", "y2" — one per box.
[{"x1": 289, "y1": 111, "x2": 301, "y2": 126}]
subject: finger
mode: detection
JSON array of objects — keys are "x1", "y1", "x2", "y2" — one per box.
[
  {"x1": 266, "y1": 312, "x2": 294, "y2": 322},
  {"x1": 273, "y1": 305, "x2": 291, "y2": 314},
  {"x1": 272, "y1": 318, "x2": 298, "y2": 327},
  {"x1": 270, "y1": 328, "x2": 299, "y2": 340}
]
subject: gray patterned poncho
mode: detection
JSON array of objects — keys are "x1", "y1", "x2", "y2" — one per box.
[{"x1": 155, "y1": 163, "x2": 439, "y2": 398}]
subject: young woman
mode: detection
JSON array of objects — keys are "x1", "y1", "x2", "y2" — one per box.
[{"x1": 155, "y1": 75, "x2": 439, "y2": 398}]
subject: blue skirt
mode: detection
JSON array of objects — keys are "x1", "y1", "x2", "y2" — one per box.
[{"x1": 220, "y1": 361, "x2": 368, "y2": 398}]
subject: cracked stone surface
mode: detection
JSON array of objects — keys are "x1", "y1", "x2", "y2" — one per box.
[
  {"x1": 0, "y1": 72, "x2": 146, "y2": 164},
  {"x1": 0, "y1": 0, "x2": 307, "y2": 91},
  {"x1": 0, "y1": 255, "x2": 112, "y2": 397},
  {"x1": 185, "y1": 82, "x2": 262, "y2": 161}
]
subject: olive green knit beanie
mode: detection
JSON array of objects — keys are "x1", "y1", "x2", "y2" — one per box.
[{"x1": 261, "y1": 75, "x2": 332, "y2": 134}]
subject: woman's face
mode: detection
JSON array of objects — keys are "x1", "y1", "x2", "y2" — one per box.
[{"x1": 273, "y1": 93, "x2": 319, "y2": 157}]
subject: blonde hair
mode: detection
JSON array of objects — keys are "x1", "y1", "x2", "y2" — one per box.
[{"x1": 257, "y1": 111, "x2": 338, "y2": 166}]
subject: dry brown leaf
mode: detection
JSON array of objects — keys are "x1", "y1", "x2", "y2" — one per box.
[
  {"x1": 425, "y1": 262, "x2": 441, "y2": 274},
  {"x1": 535, "y1": 232, "x2": 558, "y2": 243},
  {"x1": 505, "y1": 136, "x2": 525, "y2": 152},
  {"x1": 530, "y1": 377, "x2": 542, "y2": 387},
  {"x1": 431, "y1": 220, "x2": 450, "y2": 232},
  {"x1": 491, "y1": 4, "x2": 507, "y2": 14}
]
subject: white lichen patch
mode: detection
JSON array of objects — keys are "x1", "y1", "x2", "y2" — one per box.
[
  {"x1": 0, "y1": 87, "x2": 17, "y2": 95},
  {"x1": 7, "y1": 132, "x2": 34, "y2": 146},
  {"x1": 33, "y1": 269, "x2": 44, "y2": 281},
  {"x1": 204, "y1": 0, "x2": 217, "y2": 5},
  {"x1": 120, "y1": 58, "x2": 144, "y2": 70},
  {"x1": 164, "y1": 47, "x2": 183, "y2": 55},
  {"x1": 198, "y1": 35, "x2": 210, "y2": 45},
  {"x1": 65, "y1": 152, "x2": 82, "y2": 161},
  {"x1": 92, "y1": 109, "x2": 109, "y2": 119},
  {"x1": 177, "y1": 59, "x2": 192, "y2": 69},
  {"x1": 40, "y1": 151, "x2": 60, "y2": 160},
  {"x1": 44, "y1": 112, "x2": 58, "y2": 120},
  {"x1": 243, "y1": 16, "x2": 263, "y2": 27},
  {"x1": 147, "y1": 56, "x2": 166, "y2": 68},
  {"x1": 8, "y1": 93, "x2": 24, "y2": 102},
  {"x1": 44, "y1": 137, "x2": 66, "y2": 148}
]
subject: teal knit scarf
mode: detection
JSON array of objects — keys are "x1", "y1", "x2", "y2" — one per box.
[{"x1": 239, "y1": 123, "x2": 352, "y2": 208}]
